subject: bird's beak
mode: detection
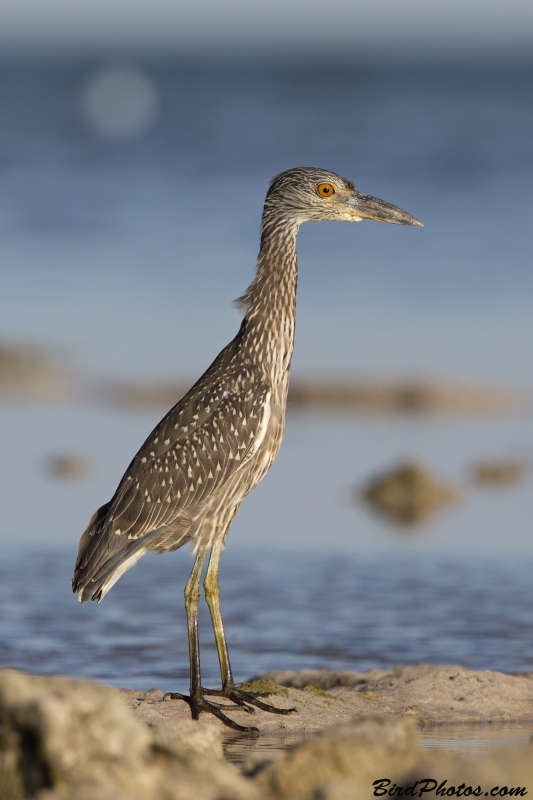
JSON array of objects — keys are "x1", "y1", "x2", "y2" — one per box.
[{"x1": 344, "y1": 191, "x2": 423, "y2": 226}]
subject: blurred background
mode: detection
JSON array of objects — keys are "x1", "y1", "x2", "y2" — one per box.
[{"x1": 1, "y1": 0, "x2": 533, "y2": 691}]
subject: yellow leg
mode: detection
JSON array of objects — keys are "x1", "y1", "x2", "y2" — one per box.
[
  {"x1": 204, "y1": 536, "x2": 234, "y2": 689},
  {"x1": 165, "y1": 544, "x2": 265, "y2": 731},
  {"x1": 202, "y1": 535, "x2": 296, "y2": 719}
]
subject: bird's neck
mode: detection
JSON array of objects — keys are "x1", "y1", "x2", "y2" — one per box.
[{"x1": 237, "y1": 218, "x2": 299, "y2": 387}]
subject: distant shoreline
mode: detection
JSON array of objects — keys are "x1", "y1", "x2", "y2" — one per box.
[
  {"x1": 97, "y1": 376, "x2": 527, "y2": 416},
  {"x1": 0, "y1": 341, "x2": 527, "y2": 415}
]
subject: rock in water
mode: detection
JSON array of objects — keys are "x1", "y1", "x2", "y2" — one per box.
[
  {"x1": 0, "y1": 344, "x2": 70, "y2": 401},
  {"x1": 472, "y1": 459, "x2": 527, "y2": 486},
  {"x1": 44, "y1": 453, "x2": 90, "y2": 480},
  {"x1": 360, "y1": 460, "x2": 459, "y2": 525}
]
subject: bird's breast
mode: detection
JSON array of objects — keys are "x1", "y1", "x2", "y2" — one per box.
[{"x1": 244, "y1": 371, "x2": 289, "y2": 487}]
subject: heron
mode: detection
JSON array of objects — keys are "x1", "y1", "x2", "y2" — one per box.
[{"x1": 72, "y1": 167, "x2": 421, "y2": 732}]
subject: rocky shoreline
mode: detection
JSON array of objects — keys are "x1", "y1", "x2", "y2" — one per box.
[
  {"x1": 1, "y1": 665, "x2": 532, "y2": 799},
  {"x1": 127, "y1": 664, "x2": 533, "y2": 741}
]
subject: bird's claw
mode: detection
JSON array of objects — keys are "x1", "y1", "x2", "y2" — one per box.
[
  {"x1": 203, "y1": 685, "x2": 296, "y2": 716},
  {"x1": 163, "y1": 691, "x2": 259, "y2": 733}
]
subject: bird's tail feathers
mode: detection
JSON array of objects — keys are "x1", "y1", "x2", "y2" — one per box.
[
  {"x1": 77, "y1": 538, "x2": 150, "y2": 603},
  {"x1": 73, "y1": 501, "x2": 165, "y2": 604},
  {"x1": 72, "y1": 501, "x2": 113, "y2": 598}
]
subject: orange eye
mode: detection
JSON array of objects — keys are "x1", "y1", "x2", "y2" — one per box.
[{"x1": 317, "y1": 182, "x2": 335, "y2": 197}]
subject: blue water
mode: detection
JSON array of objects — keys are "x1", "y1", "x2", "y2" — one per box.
[
  {"x1": 1, "y1": 544, "x2": 533, "y2": 693},
  {"x1": 0, "y1": 61, "x2": 532, "y2": 383}
]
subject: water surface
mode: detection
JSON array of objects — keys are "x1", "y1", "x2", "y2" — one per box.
[{"x1": 2, "y1": 544, "x2": 532, "y2": 693}]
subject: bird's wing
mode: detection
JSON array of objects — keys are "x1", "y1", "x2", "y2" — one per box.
[{"x1": 107, "y1": 364, "x2": 270, "y2": 540}]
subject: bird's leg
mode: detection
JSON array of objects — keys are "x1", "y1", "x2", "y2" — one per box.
[
  {"x1": 184, "y1": 547, "x2": 207, "y2": 702},
  {"x1": 164, "y1": 548, "x2": 205, "y2": 704},
  {"x1": 203, "y1": 538, "x2": 234, "y2": 688},
  {"x1": 202, "y1": 538, "x2": 296, "y2": 718},
  {"x1": 164, "y1": 547, "x2": 257, "y2": 732}
]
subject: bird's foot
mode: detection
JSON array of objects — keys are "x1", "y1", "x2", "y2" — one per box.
[
  {"x1": 203, "y1": 684, "x2": 296, "y2": 716},
  {"x1": 163, "y1": 691, "x2": 260, "y2": 734}
]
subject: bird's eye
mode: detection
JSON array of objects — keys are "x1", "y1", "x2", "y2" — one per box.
[{"x1": 317, "y1": 183, "x2": 335, "y2": 197}]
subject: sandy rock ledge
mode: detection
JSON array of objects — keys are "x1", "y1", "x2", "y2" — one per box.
[
  {"x1": 1, "y1": 667, "x2": 532, "y2": 800},
  {"x1": 257, "y1": 663, "x2": 533, "y2": 726},
  {"x1": 128, "y1": 664, "x2": 533, "y2": 742}
]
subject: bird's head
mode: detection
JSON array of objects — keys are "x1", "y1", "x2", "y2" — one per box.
[{"x1": 264, "y1": 167, "x2": 422, "y2": 227}]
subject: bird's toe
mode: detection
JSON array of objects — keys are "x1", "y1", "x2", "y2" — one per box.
[
  {"x1": 203, "y1": 685, "x2": 296, "y2": 716},
  {"x1": 163, "y1": 690, "x2": 259, "y2": 732}
]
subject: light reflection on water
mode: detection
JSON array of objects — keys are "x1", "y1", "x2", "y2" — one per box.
[
  {"x1": 420, "y1": 723, "x2": 533, "y2": 758},
  {"x1": 222, "y1": 723, "x2": 533, "y2": 768}
]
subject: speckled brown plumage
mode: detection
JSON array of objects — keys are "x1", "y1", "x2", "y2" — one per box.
[{"x1": 72, "y1": 166, "x2": 421, "y2": 730}]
